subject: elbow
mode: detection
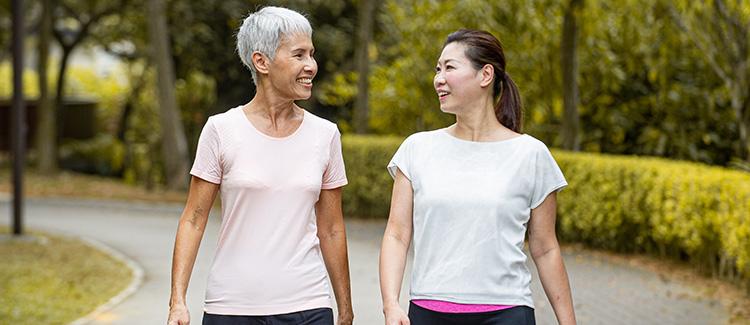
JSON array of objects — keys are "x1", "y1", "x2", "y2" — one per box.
[
  {"x1": 530, "y1": 243, "x2": 560, "y2": 261},
  {"x1": 317, "y1": 227, "x2": 345, "y2": 242}
]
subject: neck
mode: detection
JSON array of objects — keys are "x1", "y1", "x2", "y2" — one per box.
[
  {"x1": 451, "y1": 94, "x2": 505, "y2": 141},
  {"x1": 246, "y1": 80, "x2": 299, "y2": 122}
]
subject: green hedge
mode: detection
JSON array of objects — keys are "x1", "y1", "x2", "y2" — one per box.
[
  {"x1": 342, "y1": 135, "x2": 403, "y2": 218},
  {"x1": 554, "y1": 151, "x2": 750, "y2": 280},
  {"x1": 341, "y1": 135, "x2": 750, "y2": 283}
]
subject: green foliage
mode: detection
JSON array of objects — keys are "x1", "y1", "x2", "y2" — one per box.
[
  {"x1": 364, "y1": 0, "x2": 566, "y2": 136},
  {"x1": 65, "y1": 64, "x2": 129, "y2": 133},
  {"x1": 553, "y1": 150, "x2": 750, "y2": 279},
  {"x1": 0, "y1": 228, "x2": 132, "y2": 324},
  {"x1": 341, "y1": 135, "x2": 402, "y2": 218},
  {"x1": 357, "y1": 0, "x2": 747, "y2": 166},
  {"x1": 342, "y1": 135, "x2": 750, "y2": 284},
  {"x1": 59, "y1": 134, "x2": 125, "y2": 176},
  {"x1": 0, "y1": 63, "x2": 41, "y2": 98}
]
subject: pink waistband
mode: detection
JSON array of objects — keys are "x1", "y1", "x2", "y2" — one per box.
[{"x1": 412, "y1": 299, "x2": 516, "y2": 313}]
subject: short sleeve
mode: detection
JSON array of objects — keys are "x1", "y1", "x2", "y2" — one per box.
[
  {"x1": 529, "y1": 145, "x2": 567, "y2": 209},
  {"x1": 321, "y1": 129, "x2": 348, "y2": 189},
  {"x1": 190, "y1": 117, "x2": 223, "y2": 184},
  {"x1": 387, "y1": 135, "x2": 414, "y2": 181}
]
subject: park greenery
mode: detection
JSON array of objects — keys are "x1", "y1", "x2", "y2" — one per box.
[
  {"x1": 0, "y1": 227, "x2": 132, "y2": 324},
  {"x1": 0, "y1": 0, "x2": 748, "y2": 288},
  {"x1": 0, "y1": 2, "x2": 749, "y2": 320},
  {"x1": 0, "y1": 0, "x2": 748, "y2": 188}
]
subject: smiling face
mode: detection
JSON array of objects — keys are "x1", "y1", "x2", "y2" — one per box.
[
  {"x1": 265, "y1": 33, "x2": 318, "y2": 100},
  {"x1": 434, "y1": 42, "x2": 487, "y2": 115}
]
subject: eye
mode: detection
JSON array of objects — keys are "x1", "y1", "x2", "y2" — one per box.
[
  {"x1": 435, "y1": 66, "x2": 441, "y2": 73},
  {"x1": 446, "y1": 65, "x2": 455, "y2": 70}
]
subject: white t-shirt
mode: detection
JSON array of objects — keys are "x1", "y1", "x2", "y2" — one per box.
[
  {"x1": 387, "y1": 129, "x2": 567, "y2": 308},
  {"x1": 191, "y1": 106, "x2": 347, "y2": 315}
]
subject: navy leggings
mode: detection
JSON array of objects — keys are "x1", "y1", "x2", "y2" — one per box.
[
  {"x1": 202, "y1": 307, "x2": 333, "y2": 325},
  {"x1": 408, "y1": 302, "x2": 536, "y2": 325}
]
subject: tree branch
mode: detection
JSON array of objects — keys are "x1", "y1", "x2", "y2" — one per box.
[{"x1": 667, "y1": 4, "x2": 732, "y2": 87}]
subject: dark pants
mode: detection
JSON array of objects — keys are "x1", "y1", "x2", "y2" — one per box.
[
  {"x1": 203, "y1": 307, "x2": 333, "y2": 325},
  {"x1": 408, "y1": 302, "x2": 536, "y2": 325}
]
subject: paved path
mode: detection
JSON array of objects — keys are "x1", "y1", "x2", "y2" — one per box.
[{"x1": 1, "y1": 198, "x2": 728, "y2": 324}]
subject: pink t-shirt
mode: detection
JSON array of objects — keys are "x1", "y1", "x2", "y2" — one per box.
[{"x1": 190, "y1": 106, "x2": 347, "y2": 315}]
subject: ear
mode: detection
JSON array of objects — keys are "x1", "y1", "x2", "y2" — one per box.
[
  {"x1": 252, "y1": 51, "x2": 270, "y2": 76},
  {"x1": 479, "y1": 64, "x2": 494, "y2": 88}
]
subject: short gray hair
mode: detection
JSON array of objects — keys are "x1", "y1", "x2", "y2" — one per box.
[{"x1": 236, "y1": 6, "x2": 313, "y2": 85}]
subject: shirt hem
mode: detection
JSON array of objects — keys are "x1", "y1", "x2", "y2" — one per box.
[
  {"x1": 204, "y1": 297, "x2": 332, "y2": 316},
  {"x1": 530, "y1": 181, "x2": 568, "y2": 209},
  {"x1": 190, "y1": 170, "x2": 221, "y2": 184},
  {"x1": 409, "y1": 294, "x2": 534, "y2": 309},
  {"x1": 321, "y1": 179, "x2": 348, "y2": 189}
]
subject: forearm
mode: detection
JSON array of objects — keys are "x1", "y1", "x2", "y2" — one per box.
[
  {"x1": 533, "y1": 246, "x2": 576, "y2": 325},
  {"x1": 379, "y1": 233, "x2": 409, "y2": 310},
  {"x1": 319, "y1": 226, "x2": 353, "y2": 316},
  {"x1": 169, "y1": 212, "x2": 208, "y2": 306}
]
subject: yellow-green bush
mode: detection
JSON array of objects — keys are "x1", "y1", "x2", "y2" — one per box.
[
  {"x1": 553, "y1": 151, "x2": 750, "y2": 279},
  {"x1": 342, "y1": 135, "x2": 750, "y2": 283},
  {"x1": 342, "y1": 135, "x2": 403, "y2": 218}
]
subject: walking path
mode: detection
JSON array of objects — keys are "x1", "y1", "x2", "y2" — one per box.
[{"x1": 0, "y1": 198, "x2": 728, "y2": 324}]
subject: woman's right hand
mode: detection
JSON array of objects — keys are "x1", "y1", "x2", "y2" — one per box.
[
  {"x1": 384, "y1": 305, "x2": 410, "y2": 325},
  {"x1": 167, "y1": 303, "x2": 190, "y2": 325}
]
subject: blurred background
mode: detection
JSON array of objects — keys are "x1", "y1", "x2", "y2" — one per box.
[
  {"x1": 1, "y1": 1, "x2": 750, "y2": 324},
  {"x1": 1, "y1": 0, "x2": 748, "y2": 189}
]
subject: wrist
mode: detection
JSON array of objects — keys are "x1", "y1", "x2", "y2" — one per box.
[
  {"x1": 382, "y1": 301, "x2": 402, "y2": 313},
  {"x1": 168, "y1": 297, "x2": 186, "y2": 307}
]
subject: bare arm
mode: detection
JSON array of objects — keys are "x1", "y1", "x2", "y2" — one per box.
[
  {"x1": 316, "y1": 187, "x2": 353, "y2": 325},
  {"x1": 379, "y1": 169, "x2": 413, "y2": 325},
  {"x1": 528, "y1": 192, "x2": 576, "y2": 325},
  {"x1": 168, "y1": 176, "x2": 219, "y2": 325}
]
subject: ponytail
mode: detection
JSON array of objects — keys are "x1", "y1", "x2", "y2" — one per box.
[{"x1": 495, "y1": 71, "x2": 522, "y2": 133}]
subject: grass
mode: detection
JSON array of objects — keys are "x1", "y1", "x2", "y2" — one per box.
[
  {"x1": 0, "y1": 168, "x2": 186, "y2": 203},
  {"x1": 0, "y1": 227, "x2": 132, "y2": 324}
]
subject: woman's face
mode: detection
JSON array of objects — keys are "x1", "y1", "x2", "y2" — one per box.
[
  {"x1": 266, "y1": 33, "x2": 318, "y2": 100},
  {"x1": 434, "y1": 42, "x2": 484, "y2": 114}
]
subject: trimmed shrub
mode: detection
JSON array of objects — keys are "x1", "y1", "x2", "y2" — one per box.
[
  {"x1": 342, "y1": 135, "x2": 403, "y2": 218},
  {"x1": 342, "y1": 135, "x2": 750, "y2": 283},
  {"x1": 553, "y1": 151, "x2": 750, "y2": 279}
]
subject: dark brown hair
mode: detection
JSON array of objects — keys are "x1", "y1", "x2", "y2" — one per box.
[{"x1": 444, "y1": 29, "x2": 523, "y2": 132}]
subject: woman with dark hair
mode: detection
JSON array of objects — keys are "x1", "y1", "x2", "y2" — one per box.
[{"x1": 379, "y1": 29, "x2": 576, "y2": 325}]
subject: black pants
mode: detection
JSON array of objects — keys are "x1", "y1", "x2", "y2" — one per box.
[
  {"x1": 408, "y1": 302, "x2": 536, "y2": 325},
  {"x1": 203, "y1": 307, "x2": 333, "y2": 325}
]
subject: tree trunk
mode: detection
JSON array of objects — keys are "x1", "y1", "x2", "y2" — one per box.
[
  {"x1": 352, "y1": 0, "x2": 377, "y2": 134},
  {"x1": 53, "y1": 46, "x2": 71, "y2": 152},
  {"x1": 732, "y1": 83, "x2": 749, "y2": 162},
  {"x1": 35, "y1": 0, "x2": 56, "y2": 174},
  {"x1": 147, "y1": 0, "x2": 189, "y2": 190},
  {"x1": 561, "y1": 0, "x2": 582, "y2": 151}
]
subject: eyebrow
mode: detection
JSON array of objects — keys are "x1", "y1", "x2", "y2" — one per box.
[
  {"x1": 437, "y1": 58, "x2": 459, "y2": 65},
  {"x1": 291, "y1": 47, "x2": 314, "y2": 52}
]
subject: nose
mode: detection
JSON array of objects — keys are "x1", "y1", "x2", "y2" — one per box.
[
  {"x1": 304, "y1": 57, "x2": 317, "y2": 74},
  {"x1": 434, "y1": 72, "x2": 445, "y2": 87}
]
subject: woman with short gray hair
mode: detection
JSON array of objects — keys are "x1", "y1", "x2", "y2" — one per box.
[{"x1": 168, "y1": 6, "x2": 353, "y2": 325}]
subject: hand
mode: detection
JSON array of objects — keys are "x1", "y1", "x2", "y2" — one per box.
[
  {"x1": 383, "y1": 305, "x2": 409, "y2": 325},
  {"x1": 167, "y1": 303, "x2": 190, "y2": 325},
  {"x1": 337, "y1": 310, "x2": 354, "y2": 325}
]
